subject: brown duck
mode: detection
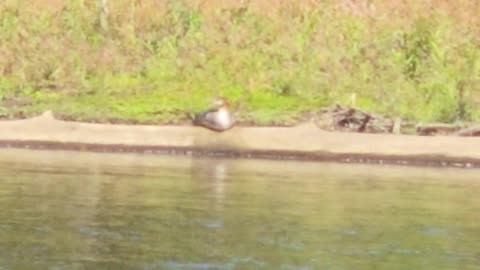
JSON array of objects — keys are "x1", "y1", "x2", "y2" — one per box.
[{"x1": 193, "y1": 98, "x2": 235, "y2": 132}]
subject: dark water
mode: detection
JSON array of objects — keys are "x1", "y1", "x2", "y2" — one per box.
[{"x1": 0, "y1": 149, "x2": 479, "y2": 270}]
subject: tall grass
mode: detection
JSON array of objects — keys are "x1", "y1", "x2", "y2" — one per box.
[{"x1": 0, "y1": 0, "x2": 479, "y2": 124}]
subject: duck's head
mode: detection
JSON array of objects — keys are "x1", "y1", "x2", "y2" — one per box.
[{"x1": 211, "y1": 97, "x2": 229, "y2": 108}]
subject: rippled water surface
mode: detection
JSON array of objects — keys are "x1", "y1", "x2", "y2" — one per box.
[{"x1": 0, "y1": 149, "x2": 479, "y2": 270}]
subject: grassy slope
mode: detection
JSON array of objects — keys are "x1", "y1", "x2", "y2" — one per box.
[{"x1": 0, "y1": 0, "x2": 479, "y2": 125}]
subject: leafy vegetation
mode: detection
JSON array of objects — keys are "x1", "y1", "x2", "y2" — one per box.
[{"x1": 0, "y1": 0, "x2": 479, "y2": 124}]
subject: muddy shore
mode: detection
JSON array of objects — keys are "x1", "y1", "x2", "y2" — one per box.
[{"x1": 1, "y1": 111, "x2": 480, "y2": 168}]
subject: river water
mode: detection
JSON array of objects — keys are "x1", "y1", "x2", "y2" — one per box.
[{"x1": 0, "y1": 149, "x2": 479, "y2": 270}]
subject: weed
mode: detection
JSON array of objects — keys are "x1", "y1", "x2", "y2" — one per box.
[{"x1": 0, "y1": 0, "x2": 478, "y2": 124}]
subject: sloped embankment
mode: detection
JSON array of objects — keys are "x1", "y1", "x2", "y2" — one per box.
[{"x1": 1, "y1": 111, "x2": 480, "y2": 168}]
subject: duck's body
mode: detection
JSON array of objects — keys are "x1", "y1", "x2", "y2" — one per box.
[{"x1": 193, "y1": 98, "x2": 235, "y2": 132}]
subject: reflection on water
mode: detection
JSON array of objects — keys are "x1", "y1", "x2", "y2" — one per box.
[{"x1": 0, "y1": 149, "x2": 479, "y2": 270}]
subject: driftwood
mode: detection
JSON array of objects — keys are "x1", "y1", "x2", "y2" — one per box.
[
  {"x1": 416, "y1": 123, "x2": 480, "y2": 136},
  {"x1": 416, "y1": 123, "x2": 463, "y2": 136},
  {"x1": 392, "y1": 118, "x2": 402, "y2": 134},
  {"x1": 315, "y1": 104, "x2": 395, "y2": 133},
  {"x1": 454, "y1": 126, "x2": 480, "y2": 137},
  {"x1": 314, "y1": 104, "x2": 480, "y2": 136}
]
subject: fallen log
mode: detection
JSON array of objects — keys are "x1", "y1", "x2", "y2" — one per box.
[
  {"x1": 315, "y1": 104, "x2": 395, "y2": 133},
  {"x1": 455, "y1": 126, "x2": 480, "y2": 137},
  {"x1": 416, "y1": 123, "x2": 463, "y2": 136}
]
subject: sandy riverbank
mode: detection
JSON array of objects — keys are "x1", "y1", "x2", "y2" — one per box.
[{"x1": 0, "y1": 111, "x2": 479, "y2": 168}]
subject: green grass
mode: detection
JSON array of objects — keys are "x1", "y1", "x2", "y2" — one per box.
[{"x1": 0, "y1": 0, "x2": 479, "y2": 125}]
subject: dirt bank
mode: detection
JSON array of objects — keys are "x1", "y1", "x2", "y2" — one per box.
[{"x1": 1, "y1": 111, "x2": 480, "y2": 168}]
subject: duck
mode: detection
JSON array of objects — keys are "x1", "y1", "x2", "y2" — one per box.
[{"x1": 193, "y1": 97, "x2": 235, "y2": 132}]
